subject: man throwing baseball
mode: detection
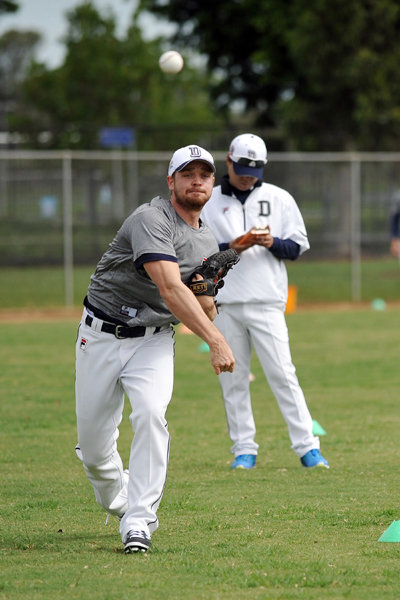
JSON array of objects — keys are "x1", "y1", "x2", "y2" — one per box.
[
  {"x1": 201, "y1": 133, "x2": 329, "y2": 470},
  {"x1": 75, "y1": 145, "x2": 236, "y2": 554}
]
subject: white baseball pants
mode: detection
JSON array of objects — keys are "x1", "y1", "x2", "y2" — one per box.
[
  {"x1": 216, "y1": 302, "x2": 319, "y2": 458},
  {"x1": 75, "y1": 310, "x2": 175, "y2": 541}
]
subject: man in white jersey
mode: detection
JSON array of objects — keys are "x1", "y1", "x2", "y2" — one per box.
[
  {"x1": 75, "y1": 145, "x2": 235, "y2": 554},
  {"x1": 201, "y1": 133, "x2": 329, "y2": 470}
]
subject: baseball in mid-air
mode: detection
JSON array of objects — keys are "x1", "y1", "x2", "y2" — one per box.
[{"x1": 159, "y1": 50, "x2": 184, "y2": 74}]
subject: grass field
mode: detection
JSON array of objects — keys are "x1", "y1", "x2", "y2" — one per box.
[
  {"x1": 1, "y1": 308, "x2": 400, "y2": 599},
  {"x1": 0, "y1": 257, "x2": 399, "y2": 309}
]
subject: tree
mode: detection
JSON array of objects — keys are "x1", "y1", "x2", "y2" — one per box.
[
  {"x1": 0, "y1": 0, "x2": 19, "y2": 14},
  {"x1": 0, "y1": 29, "x2": 41, "y2": 131},
  {"x1": 10, "y1": 1, "x2": 223, "y2": 149},
  {"x1": 138, "y1": 0, "x2": 400, "y2": 150}
]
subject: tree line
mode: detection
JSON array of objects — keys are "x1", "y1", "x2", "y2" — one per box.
[{"x1": 1, "y1": 0, "x2": 400, "y2": 151}]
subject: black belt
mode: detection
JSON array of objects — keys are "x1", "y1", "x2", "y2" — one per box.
[{"x1": 85, "y1": 315, "x2": 161, "y2": 339}]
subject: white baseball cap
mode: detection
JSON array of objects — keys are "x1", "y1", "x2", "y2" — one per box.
[
  {"x1": 229, "y1": 133, "x2": 268, "y2": 178},
  {"x1": 168, "y1": 145, "x2": 216, "y2": 176}
]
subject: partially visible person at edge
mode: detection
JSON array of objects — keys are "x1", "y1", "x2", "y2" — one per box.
[
  {"x1": 201, "y1": 133, "x2": 329, "y2": 470},
  {"x1": 75, "y1": 145, "x2": 235, "y2": 554},
  {"x1": 390, "y1": 202, "x2": 400, "y2": 258}
]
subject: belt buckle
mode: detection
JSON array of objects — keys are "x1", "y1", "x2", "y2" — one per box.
[{"x1": 115, "y1": 325, "x2": 127, "y2": 339}]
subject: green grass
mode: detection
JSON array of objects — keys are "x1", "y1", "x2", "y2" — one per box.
[
  {"x1": 0, "y1": 223, "x2": 119, "y2": 265},
  {"x1": 287, "y1": 258, "x2": 400, "y2": 304},
  {"x1": 0, "y1": 258, "x2": 399, "y2": 310},
  {"x1": 1, "y1": 309, "x2": 400, "y2": 599}
]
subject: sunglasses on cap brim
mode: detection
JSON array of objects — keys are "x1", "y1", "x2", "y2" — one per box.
[{"x1": 231, "y1": 156, "x2": 266, "y2": 168}]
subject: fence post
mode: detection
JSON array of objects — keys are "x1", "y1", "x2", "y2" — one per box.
[
  {"x1": 111, "y1": 150, "x2": 125, "y2": 221},
  {"x1": 0, "y1": 158, "x2": 8, "y2": 218},
  {"x1": 350, "y1": 156, "x2": 361, "y2": 302},
  {"x1": 62, "y1": 152, "x2": 74, "y2": 307}
]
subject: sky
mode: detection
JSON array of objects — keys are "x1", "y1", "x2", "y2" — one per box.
[{"x1": 0, "y1": 0, "x2": 173, "y2": 68}]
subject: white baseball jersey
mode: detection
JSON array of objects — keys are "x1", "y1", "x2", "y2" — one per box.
[{"x1": 201, "y1": 181, "x2": 309, "y2": 306}]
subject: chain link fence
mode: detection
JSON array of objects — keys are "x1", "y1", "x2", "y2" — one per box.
[{"x1": 1, "y1": 150, "x2": 399, "y2": 303}]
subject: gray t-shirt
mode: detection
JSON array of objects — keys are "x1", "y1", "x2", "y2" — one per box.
[{"x1": 87, "y1": 195, "x2": 218, "y2": 327}]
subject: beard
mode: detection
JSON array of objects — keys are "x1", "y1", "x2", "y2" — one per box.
[{"x1": 173, "y1": 188, "x2": 209, "y2": 211}]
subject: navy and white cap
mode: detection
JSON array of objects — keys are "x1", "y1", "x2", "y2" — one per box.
[
  {"x1": 168, "y1": 145, "x2": 216, "y2": 176},
  {"x1": 229, "y1": 133, "x2": 268, "y2": 179}
]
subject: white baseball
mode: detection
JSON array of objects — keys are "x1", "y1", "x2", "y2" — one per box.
[{"x1": 159, "y1": 51, "x2": 184, "y2": 74}]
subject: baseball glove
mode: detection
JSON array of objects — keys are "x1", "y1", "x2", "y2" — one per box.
[{"x1": 187, "y1": 249, "x2": 239, "y2": 296}]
